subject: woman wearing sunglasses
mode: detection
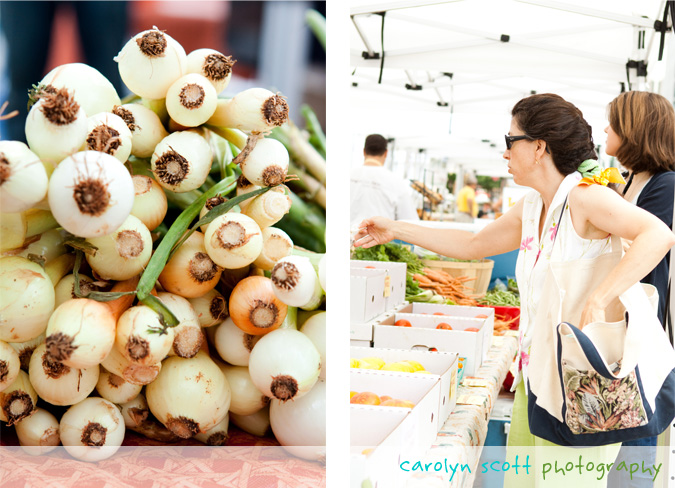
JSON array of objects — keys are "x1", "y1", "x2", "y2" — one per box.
[
  {"x1": 354, "y1": 93, "x2": 675, "y2": 487},
  {"x1": 603, "y1": 91, "x2": 675, "y2": 488}
]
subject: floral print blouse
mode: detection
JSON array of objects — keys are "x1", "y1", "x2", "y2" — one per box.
[{"x1": 512, "y1": 172, "x2": 613, "y2": 393}]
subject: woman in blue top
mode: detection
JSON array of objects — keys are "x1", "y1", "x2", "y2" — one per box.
[{"x1": 604, "y1": 90, "x2": 675, "y2": 488}]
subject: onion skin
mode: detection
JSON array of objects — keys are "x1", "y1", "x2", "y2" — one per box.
[
  {"x1": 146, "y1": 351, "x2": 230, "y2": 438},
  {"x1": 0, "y1": 256, "x2": 55, "y2": 342},
  {"x1": 60, "y1": 397, "x2": 125, "y2": 462},
  {"x1": 229, "y1": 276, "x2": 287, "y2": 336},
  {"x1": 270, "y1": 380, "x2": 326, "y2": 461},
  {"x1": 248, "y1": 329, "x2": 320, "y2": 402},
  {"x1": 14, "y1": 407, "x2": 60, "y2": 455},
  {"x1": 44, "y1": 298, "x2": 116, "y2": 369}
]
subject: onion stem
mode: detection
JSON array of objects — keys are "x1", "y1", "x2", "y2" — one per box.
[
  {"x1": 300, "y1": 105, "x2": 325, "y2": 158},
  {"x1": 206, "y1": 125, "x2": 247, "y2": 151},
  {"x1": 135, "y1": 176, "x2": 239, "y2": 330}
]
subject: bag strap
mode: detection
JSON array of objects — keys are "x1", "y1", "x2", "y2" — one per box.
[{"x1": 666, "y1": 182, "x2": 675, "y2": 345}]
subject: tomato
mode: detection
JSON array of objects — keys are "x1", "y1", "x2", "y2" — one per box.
[
  {"x1": 433, "y1": 312, "x2": 446, "y2": 316},
  {"x1": 394, "y1": 319, "x2": 412, "y2": 327},
  {"x1": 364, "y1": 266, "x2": 376, "y2": 269},
  {"x1": 436, "y1": 323, "x2": 453, "y2": 330},
  {"x1": 474, "y1": 314, "x2": 489, "y2": 319},
  {"x1": 464, "y1": 327, "x2": 480, "y2": 332}
]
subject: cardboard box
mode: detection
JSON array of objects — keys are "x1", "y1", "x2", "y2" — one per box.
[
  {"x1": 350, "y1": 346, "x2": 458, "y2": 428},
  {"x1": 350, "y1": 339, "x2": 372, "y2": 347},
  {"x1": 350, "y1": 369, "x2": 440, "y2": 450},
  {"x1": 351, "y1": 268, "x2": 387, "y2": 324},
  {"x1": 350, "y1": 260, "x2": 407, "y2": 313},
  {"x1": 373, "y1": 312, "x2": 488, "y2": 376},
  {"x1": 387, "y1": 302, "x2": 494, "y2": 364},
  {"x1": 350, "y1": 311, "x2": 394, "y2": 341}
]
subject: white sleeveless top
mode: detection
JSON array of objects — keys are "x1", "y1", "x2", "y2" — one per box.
[{"x1": 513, "y1": 172, "x2": 613, "y2": 392}]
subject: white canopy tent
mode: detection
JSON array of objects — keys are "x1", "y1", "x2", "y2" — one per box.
[{"x1": 349, "y1": 0, "x2": 675, "y2": 182}]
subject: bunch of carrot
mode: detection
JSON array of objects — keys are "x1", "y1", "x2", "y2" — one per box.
[
  {"x1": 412, "y1": 268, "x2": 480, "y2": 306},
  {"x1": 493, "y1": 315, "x2": 520, "y2": 335}
]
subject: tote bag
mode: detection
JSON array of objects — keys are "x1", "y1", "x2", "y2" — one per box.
[{"x1": 527, "y1": 234, "x2": 675, "y2": 446}]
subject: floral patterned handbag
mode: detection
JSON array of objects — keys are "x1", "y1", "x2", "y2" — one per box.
[{"x1": 527, "y1": 231, "x2": 675, "y2": 446}]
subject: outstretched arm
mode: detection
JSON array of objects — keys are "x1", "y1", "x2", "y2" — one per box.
[{"x1": 354, "y1": 196, "x2": 524, "y2": 260}]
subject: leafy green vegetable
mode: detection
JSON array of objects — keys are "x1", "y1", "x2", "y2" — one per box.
[
  {"x1": 351, "y1": 243, "x2": 424, "y2": 275},
  {"x1": 479, "y1": 289, "x2": 520, "y2": 307}
]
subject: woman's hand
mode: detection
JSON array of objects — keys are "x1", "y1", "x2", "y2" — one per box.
[
  {"x1": 578, "y1": 296, "x2": 606, "y2": 330},
  {"x1": 353, "y1": 217, "x2": 397, "y2": 248}
]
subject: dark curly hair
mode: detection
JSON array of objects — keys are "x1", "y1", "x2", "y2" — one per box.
[{"x1": 511, "y1": 93, "x2": 597, "y2": 175}]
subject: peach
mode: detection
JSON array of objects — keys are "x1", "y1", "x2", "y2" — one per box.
[
  {"x1": 380, "y1": 395, "x2": 392, "y2": 403},
  {"x1": 350, "y1": 392, "x2": 381, "y2": 405}
]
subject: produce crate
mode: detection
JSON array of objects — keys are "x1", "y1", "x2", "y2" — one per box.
[
  {"x1": 350, "y1": 268, "x2": 387, "y2": 324},
  {"x1": 398, "y1": 302, "x2": 494, "y2": 363},
  {"x1": 350, "y1": 346, "x2": 458, "y2": 429},
  {"x1": 350, "y1": 260, "x2": 407, "y2": 313},
  {"x1": 350, "y1": 369, "x2": 440, "y2": 451},
  {"x1": 350, "y1": 407, "x2": 411, "y2": 488},
  {"x1": 421, "y1": 258, "x2": 494, "y2": 296},
  {"x1": 373, "y1": 312, "x2": 487, "y2": 375}
]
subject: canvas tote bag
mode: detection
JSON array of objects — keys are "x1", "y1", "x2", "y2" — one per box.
[{"x1": 527, "y1": 233, "x2": 675, "y2": 446}]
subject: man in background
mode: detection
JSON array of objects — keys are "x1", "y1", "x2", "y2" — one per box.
[
  {"x1": 350, "y1": 134, "x2": 419, "y2": 229},
  {"x1": 455, "y1": 173, "x2": 478, "y2": 222}
]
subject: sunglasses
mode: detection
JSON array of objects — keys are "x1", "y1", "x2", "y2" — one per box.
[{"x1": 505, "y1": 134, "x2": 551, "y2": 153}]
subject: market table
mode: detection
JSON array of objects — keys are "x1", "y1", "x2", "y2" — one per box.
[{"x1": 408, "y1": 333, "x2": 518, "y2": 488}]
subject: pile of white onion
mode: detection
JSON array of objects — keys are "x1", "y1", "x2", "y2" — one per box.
[{"x1": 0, "y1": 24, "x2": 326, "y2": 464}]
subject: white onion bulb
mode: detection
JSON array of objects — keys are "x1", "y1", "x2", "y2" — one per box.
[
  {"x1": 41, "y1": 63, "x2": 121, "y2": 116},
  {"x1": 95, "y1": 368, "x2": 143, "y2": 404},
  {"x1": 14, "y1": 407, "x2": 60, "y2": 455},
  {"x1": 0, "y1": 141, "x2": 48, "y2": 213},
  {"x1": 115, "y1": 305, "x2": 175, "y2": 365},
  {"x1": 115, "y1": 28, "x2": 187, "y2": 100},
  {"x1": 165, "y1": 73, "x2": 217, "y2": 127},
  {"x1": 48, "y1": 151, "x2": 134, "y2": 238},
  {"x1": 113, "y1": 103, "x2": 169, "y2": 158},
  {"x1": 207, "y1": 88, "x2": 288, "y2": 134},
  {"x1": 239, "y1": 137, "x2": 289, "y2": 187},
  {"x1": 186, "y1": 48, "x2": 235, "y2": 93},
  {"x1": 253, "y1": 227, "x2": 293, "y2": 271},
  {"x1": 85, "y1": 214, "x2": 152, "y2": 281},
  {"x1": 44, "y1": 298, "x2": 116, "y2": 369},
  {"x1": 229, "y1": 405, "x2": 271, "y2": 437},
  {"x1": 300, "y1": 312, "x2": 326, "y2": 381},
  {"x1": 204, "y1": 212, "x2": 262, "y2": 269},
  {"x1": 53, "y1": 273, "x2": 96, "y2": 308},
  {"x1": 0, "y1": 256, "x2": 55, "y2": 342},
  {"x1": 0, "y1": 370, "x2": 37, "y2": 425},
  {"x1": 100, "y1": 346, "x2": 161, "y2": 385},
  {"x1": 188, "y1": 288, "x2": 228, "y2": 328},
  {"x1": 213, "y1": 317, "x2": 260, "y2": 366},
  {"x1": 130, "y1": 175, "x2": 168, "y2": 231},
  {"x1": 146, "y1": 351, "x2": 230, "y2": 438},
  {"x1": 60, "y1": 397, "x2": 125, "y2": 462},
  {"x1": 156, "y1": 292, "x2": 203, "y2": 358},
  {"x1": 151, "y1": 130, "x2": 212, "y2": 193},
  {"x1": 25, "y1": 87, "x2": 88, "y2": 167},
  {"x1": 270, "y1": 255, "x2": 323, "y2": 310},
  {"x1": 0, "y1": 340, "x2": 20, "y2": 392},
  {"x1": 159, "y1": 232, "x2": 221, "y2": 299},
  {"x1": 194, "y1": 413, "x2": 229, "y2": 445},
  {"x1": 248, "y1": 329, "x2": 320, "y2": 402},
  {"x1": 29, "y1": 343, "x2": 99, "y2": 406},
  {"x1": 270, "y1": 380, "x2": 326, "y2": 461},
  {"x1": 318, "y1": 254, "x2": 326, "y2": 293},
  {"x1": 82, "y1": 112, "x2": 133, "y2": 163},
  {"x1": 219, "y1": 364, "x2": 268, "y2": 416}
]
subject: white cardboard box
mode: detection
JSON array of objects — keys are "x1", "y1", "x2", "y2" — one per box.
[
  {"x1": 373, "y1": 312, "x2": 488, "y2": 376},
  {"x1": 350, "y1": 369, "x2": 440, "y2": 450},
  {"x1": 351, "y1": 268, "x2": 387, "y2": 324},
  {"x1": 350, "y1": 260, "x2": 407, "y2": 313},
  {"x1": 350, "y1": 346, "x2": 458, "y2": 429},
  {"x1": 397, "y1": 303, "x2": 495, "y2": 363},
  {"x1": 350, "y1": 339, "x2": 372, "y2": 347}
]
